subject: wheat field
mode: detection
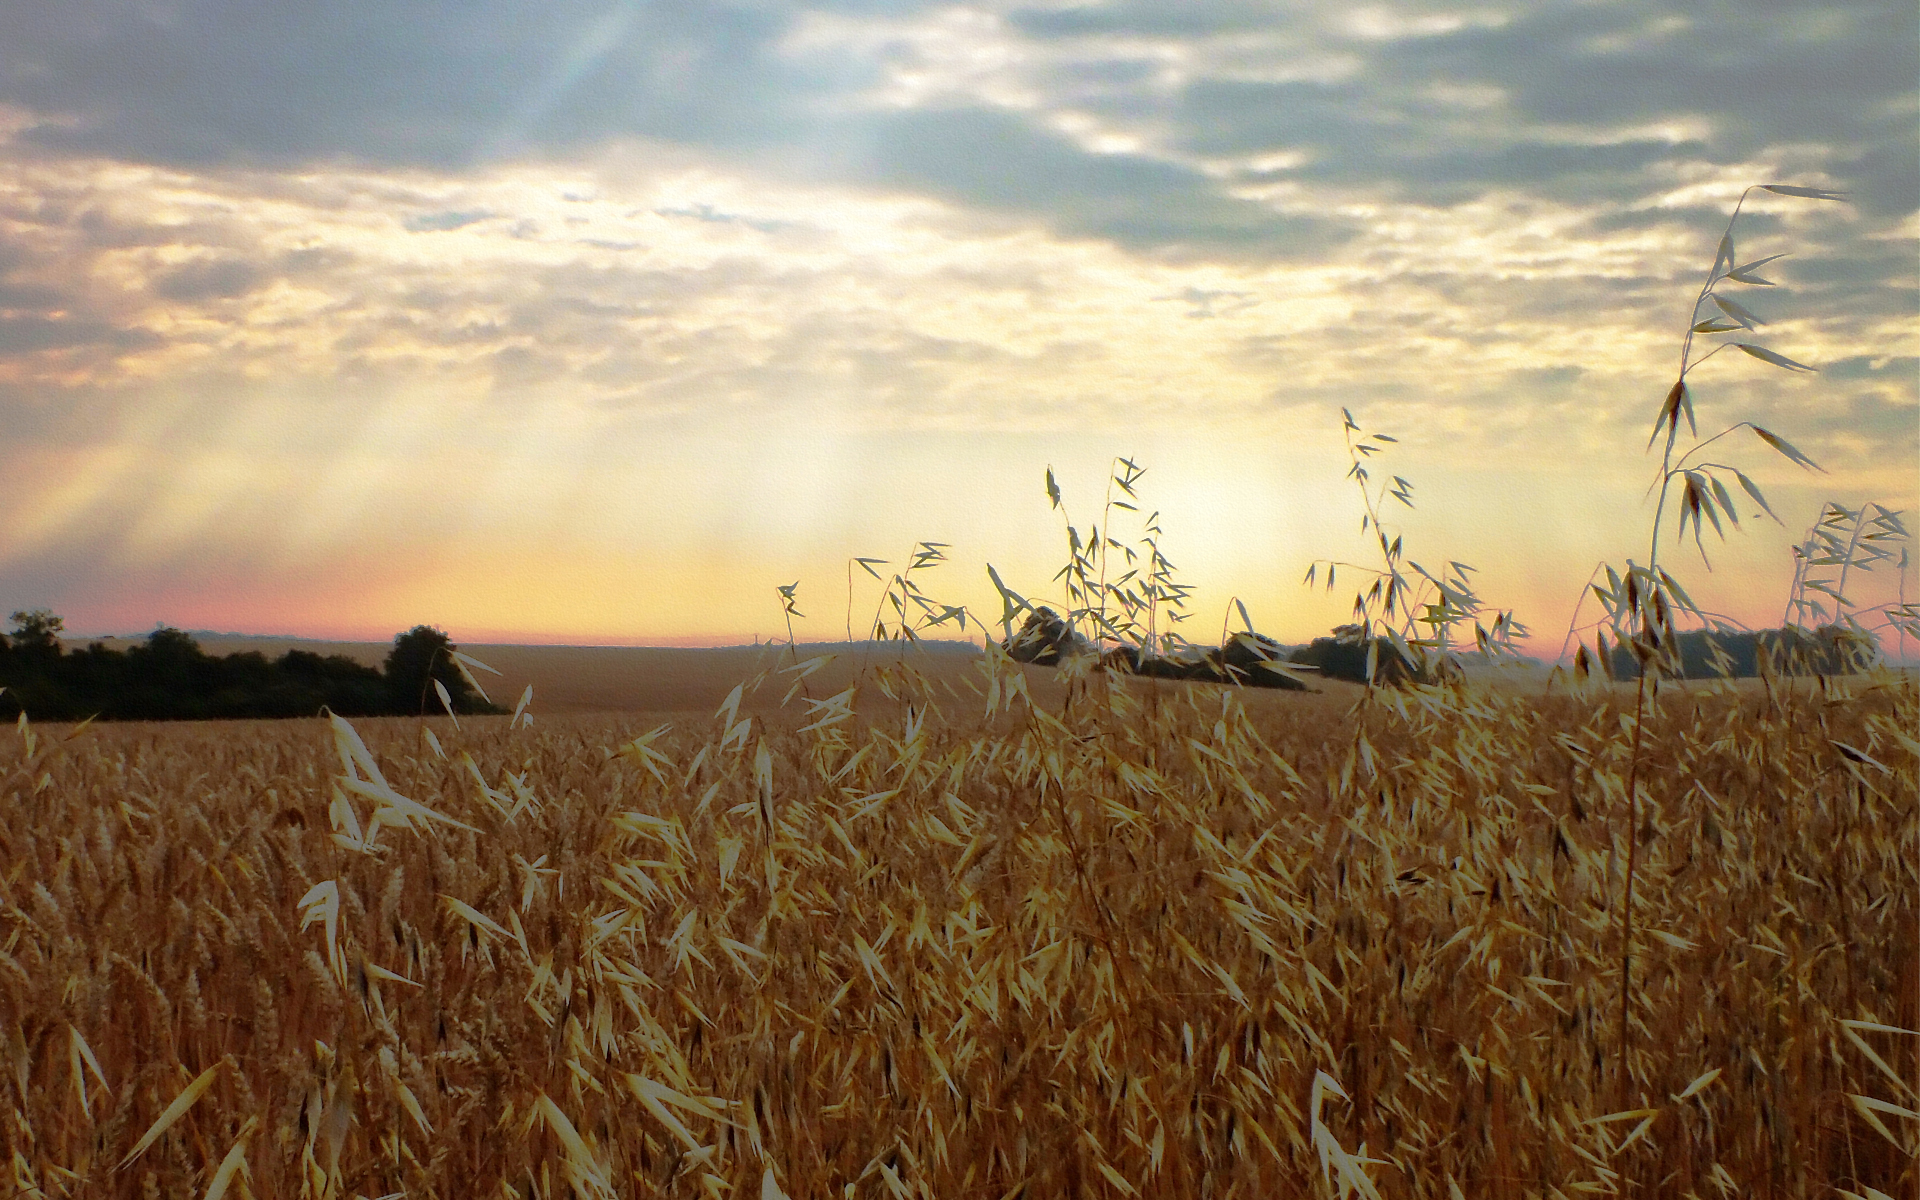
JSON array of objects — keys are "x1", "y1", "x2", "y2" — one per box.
[{"x1": 0, "y1": 647, "x2": 1913, "y2": 1199}]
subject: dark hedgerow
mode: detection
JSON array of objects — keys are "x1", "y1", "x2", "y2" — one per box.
[{"x1": 0, "y1": 616, "x2": 497, "y2": 721}]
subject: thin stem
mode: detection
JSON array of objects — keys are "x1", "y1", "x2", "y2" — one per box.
[
  {"x1": 1648, "y1": 466, "x2": 1677, "y2": 570},
  {"x1": 1899, "y1": 557, "x2": 1915, "y2": 664},
  {"x1": 1654, "y1": 188, "x2": 1756, "y2": 569},
  {"x1": 1832, "y1": 507, "x2": 1869, "y2": 621},
  {"x1": 1611, "y1": 197, "x2": 1758, "y2": 1111},
  {"x1": 1783, "y1": 518, "x2": 1820, "y2": 629},
  {"x1": 1344, "y1": 421, "x2": 1399, "y2": 687},
  {"x1": 1555, "y1": 561, "x2": 1612, "y2": 668},
  {"x1": 1667, "y1": 428, "x2": 1760, "y2": 478},
  {"x1": 1095, "y1": 461, "x2": 1124, "y2": 652},
  {"x1": 846, "y1": 559, "x2": 857, "y2": 645},
  {"x1": 1685, "y1": 341, "x2": 1732, "y2": 374},
  {"x1": 1677, "y1": 186, "x2": 1756, "y2": 378},
  {"x1": 1617, "y1": 668, "x2": 1653, "y2": 1108}
]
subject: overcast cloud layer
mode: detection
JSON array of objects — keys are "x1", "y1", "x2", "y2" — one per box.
[{"x1": 0, "y1": 0, "x2": 1913, "y2": 647}]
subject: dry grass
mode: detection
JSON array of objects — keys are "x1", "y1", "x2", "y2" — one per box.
[{"x1": 0, "y1": 649, "x2": 1913, "y2": 1199}]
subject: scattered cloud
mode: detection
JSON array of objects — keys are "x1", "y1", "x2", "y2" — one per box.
[
  {"x1": 150, "y1": 257, "x2": 264, "y2": 301},
  {"x1": 0, "y1": 0, "x2": 1911, "y2": 645},
  {"x1": 402, "y1": 210, "x2": 494, "y2": 233},
  {"x1": 1157, "y1": 286, "x2": 1257, "y2": 319}
]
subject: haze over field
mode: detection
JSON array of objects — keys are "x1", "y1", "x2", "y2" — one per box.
[{"x1": 2, "y1": 0, "x2": 1914, "y2": 654}]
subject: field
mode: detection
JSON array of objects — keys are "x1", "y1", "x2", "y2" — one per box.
[
  {"x1": 1, "y1": 646, "x2": 1913, "y2": 1199},
  {"x1": 54, "y1": 638, "x2": 1000, "y2": 718}
]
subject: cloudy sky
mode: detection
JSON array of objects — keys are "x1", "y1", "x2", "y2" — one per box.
[{"x1": 1, "y1": 0, "x2": 1913, "y2": 655}]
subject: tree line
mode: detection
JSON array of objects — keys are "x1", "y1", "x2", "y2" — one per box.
[
  {"x1": 1603, "y1": 623, "x2": 1873, "y2": 680},
  {"x1": 0, "y1": 610, "x2": 497, "y2": 721}
]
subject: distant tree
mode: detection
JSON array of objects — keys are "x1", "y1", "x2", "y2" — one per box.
[
  {"x1": 278, "y1": 650, "x2": 391, "y2": 717},
  {"x1": 0, "y1": 609, "x2": 70, "y2": 714},
  {"x1": 124, "y1": 627, "x2": 209, "y2": 713},
  {"x1": 7, "y1": 609, "x2": 64, "y2": 658},
  {"x1": 1288, "y1": 623, "x2": 1424, "y2": 686},
  {"x1": 384, "y1": 625, "x2": 488, "y2": 714},
  {"x1": 140, "y1": 626, "x2": 203, "y2": 665}
]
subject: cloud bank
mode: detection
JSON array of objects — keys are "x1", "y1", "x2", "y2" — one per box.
[{"x1": 0, "y1": 0, "x2": 1912, "y2": 647}]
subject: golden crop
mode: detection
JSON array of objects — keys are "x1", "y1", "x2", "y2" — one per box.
[{"x1": 0, "y1": 653, "x2": 1913, "y2": 1198}]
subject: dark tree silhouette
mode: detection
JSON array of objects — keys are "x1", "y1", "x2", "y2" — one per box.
[
  {"x1": 384, "y1": 625, "x2": 490, "y2": 715},
  {"x1": 1003, "y1": 608, "x2": 1310, "y2": 691},
  {"x1": 1287, "y1": 623, "x2": 1424, "y2": 686},
  {"x1": 1003, "y1": 607, "x2": 1088, "y2": 666},
  {"x1": 1606, "y1": 624, "x2": 1873, "y2": 680},
  {"x1": 0, "y1": 613, "x2": 467, "y2": 721},
  {"x1": 6, "y1": 609, "x2": 63, "y2": 659}
]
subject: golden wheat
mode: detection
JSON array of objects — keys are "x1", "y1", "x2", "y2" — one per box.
[{"x1": 0, "y1": 651, "x2": 1913, "y2": 1198}]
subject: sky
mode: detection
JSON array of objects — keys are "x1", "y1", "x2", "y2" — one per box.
[{"x1": 1, "y1": 0, "x2": 1914, "y2": 657}]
